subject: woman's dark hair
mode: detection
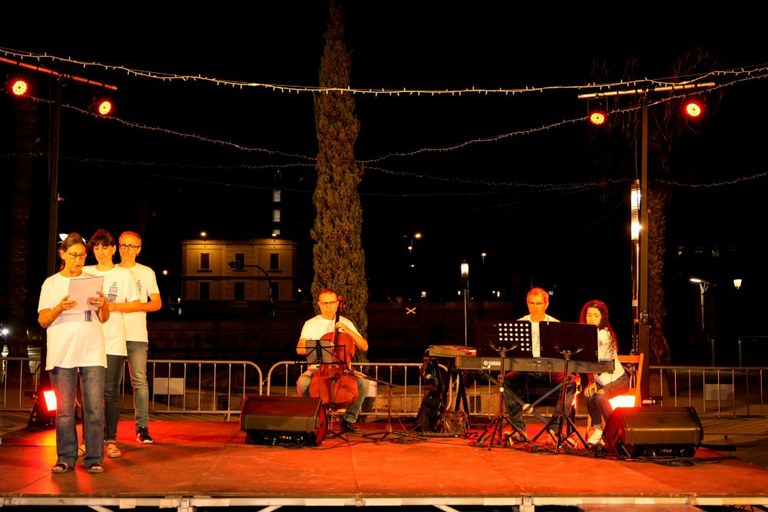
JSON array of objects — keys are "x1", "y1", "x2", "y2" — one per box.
[
  {"x1": 88, "y1": 229, "x2": 116, "y2": 249},
  {"x1": 579, "y1": 299, "x2": 618, "y2": 355}
]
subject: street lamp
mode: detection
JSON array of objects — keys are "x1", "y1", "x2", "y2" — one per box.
[
  {"x1": 733, "y1": 278, "x2": 743, "y2": 366},
  {"x1": 461, "y1": 261, "x2": 469, "y2": 346},
  {"x1": 228, "y1": 261, "x2": 275, "y2": 319},
  {"x1": 690, "y1": 277, "x2": 712, "y2": 365}
]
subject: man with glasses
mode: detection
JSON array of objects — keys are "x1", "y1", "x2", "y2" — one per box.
[
  {"x1": 118, "y1": 231, "x2": 162, "y2": 444},
  {"x1": 295, "y1": 289, "x2": 369, "y2": 434},
  {"x1": 502, "y1": 287, "x2": 574, "y2": 441}
]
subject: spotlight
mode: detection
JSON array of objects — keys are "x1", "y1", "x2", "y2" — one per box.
[
  {"x1": 8, "y1": 76, "x2": 32, "y2": 97},
  {"x1": 28, "y1": 387, "x2": 57, "y2": 429},
  {"x1": 588, "y1": 99, "x2": 607, "y2": 126},
  {"x1": 683, "y1": 97, "x2": 704, "y2": 119},
  {"x1": 93, "y1": 96, "x2": 114, "y2": 116}
]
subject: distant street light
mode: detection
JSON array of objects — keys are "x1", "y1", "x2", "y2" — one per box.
[
  {"x1": 690, "y1": 277, "x2": 712, "y2": 365},
  {"x1": 733, "y1": 278, "x2": 743, "y2": 366},
  {"x1": 461, "y1": 261, "x2": 469, "y2": 346}
]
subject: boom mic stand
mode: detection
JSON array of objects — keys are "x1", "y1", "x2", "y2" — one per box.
[
  {"x1": 473, "y1": 343, "x2": 531, "y2": 450},
  {"x1": 532, "y1": 347, "x2": 587, "y2": 453},
  {"x1": 363, "y1": 377, "x2": 425, "y2": 444}
]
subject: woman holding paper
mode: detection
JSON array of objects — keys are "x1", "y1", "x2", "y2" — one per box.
[{"x1": 38, "y1": 232, "x2": 110, "y2": 474}]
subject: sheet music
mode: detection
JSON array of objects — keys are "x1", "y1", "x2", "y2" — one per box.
[{"x1": 67, "y1": 275, "x2": 104, "y2": 312}]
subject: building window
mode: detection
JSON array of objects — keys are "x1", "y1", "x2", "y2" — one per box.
[
  {"x1": 270, "y1": 282, "x2": 280, "y2": 301},
  {"x1": 269, "y1": 253, "x2": 280, "y2": 271},
  {"x1": 200, "y1": 253, "x2": 210, "y2": 270},
  {"x1": 234, "y1": 282, "x2": 245, "y2": 300},
  {"x1": 272, "y1": 189, "x2": 281, "y2": 202},
  {"x1": 272, "y1": 209, "x2": 281, "y2": 222},
  {"x1": 199, "y1": 282, "x2": 210, "y2": 300}
]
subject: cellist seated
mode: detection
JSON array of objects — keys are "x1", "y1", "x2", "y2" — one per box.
[{"x1": 296, "y1": 289, "x2": 369, "y2": 434}]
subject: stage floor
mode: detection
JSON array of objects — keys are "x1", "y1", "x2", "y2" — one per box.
[{"x1": 1, "y1": 409, "x2": 767, "y2": 512}]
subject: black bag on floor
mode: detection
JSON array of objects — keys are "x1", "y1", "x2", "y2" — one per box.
[{"x1": 413, "y1": 389, "x2": 443, "y2": 433}]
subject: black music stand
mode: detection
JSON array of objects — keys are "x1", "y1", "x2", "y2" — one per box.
[
  {"x1": 363, "y1": 378, "x2": 425, "y2": 444},
  {"x1": 531, "y1": 347, "x2": 587, "y2": 452},
  {"x1": 473, "y1": 321, "x2": 533, "y2": 450}
]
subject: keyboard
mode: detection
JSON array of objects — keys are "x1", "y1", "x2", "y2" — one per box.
[{"x1": 454, "y1": 355, "x2": 614, "y2": 374}]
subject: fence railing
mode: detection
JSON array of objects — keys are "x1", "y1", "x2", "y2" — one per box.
[{"x1": 1, "y1": 356, "x2": 766, "y2": 419}]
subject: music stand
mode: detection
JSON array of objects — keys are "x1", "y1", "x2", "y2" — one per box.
[
  {"x1": 531, "y1": 328, "x2": 592, "y2": 452},
  {"x1": 473, "y1": 321, "x2": 533, "y2": 450}
]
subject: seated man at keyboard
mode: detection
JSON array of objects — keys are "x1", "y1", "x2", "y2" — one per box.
[{"x1": 502, "y1": 287, "x2": 576, "y2": 438}]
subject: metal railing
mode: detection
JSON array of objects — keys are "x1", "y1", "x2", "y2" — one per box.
[{"x1": 1, "y1": 356, "x2": 767, "y2": 419}]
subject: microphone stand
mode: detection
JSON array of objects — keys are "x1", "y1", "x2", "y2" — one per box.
[{"x1": 363, "y1": 377, "x2": 425, "y2": 444}]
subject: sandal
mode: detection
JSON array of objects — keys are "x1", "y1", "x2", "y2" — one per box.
[
  {"x1": 87, "y1": 463, "x2": 104, "y2": 474},
  {"x1": 51, "y1": 463, "x2": 71, "y2": 474},
  {"x1": 105, "y1": 441, "x2": 122, "y2": 458},
  {"x1": 77, "y1": 443, "x2": 86, "y2": 458}
]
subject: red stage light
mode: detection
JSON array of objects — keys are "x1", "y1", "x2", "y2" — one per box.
[
  {"x1": 10, "y1": 77, "x2": 29, "y2": 96},
  {"x1": 95, "y1": 98, "x2": 114, "y2": 116},
  {"x1": 684, "y1": 99, "x2": 703, "y2": 118},
  {"x1": 589, "y1": 110, "x2": 607, "y2": 126},
  {"x1": 42, "y1": 388, "x2": 58, "y2": 412}
]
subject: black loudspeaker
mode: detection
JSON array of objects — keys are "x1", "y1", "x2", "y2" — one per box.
[
  {"x1": 603, "y1": 407, "x2": 703, "y2": 458},
  {"x1": 240, "y1": 395, "x2": 327, "y2": 447}
]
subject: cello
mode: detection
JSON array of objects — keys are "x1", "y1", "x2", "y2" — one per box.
[{"x1": 308, "y1": 296, "x2": 359, "y2": 409}]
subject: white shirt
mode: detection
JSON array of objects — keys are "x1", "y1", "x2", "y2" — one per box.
[
  {"x1": 83, "y1": 265, "x2": 139, "y2": 356},
  {"x1": 38, "y1": 273, "x2": 107, "y2": 370},
  {"x1": 518, "y1": 314, "x2": 559, "y2": 357},
  {"x1": 120, "y1": 262, "x2": 160, "y2": 342}
]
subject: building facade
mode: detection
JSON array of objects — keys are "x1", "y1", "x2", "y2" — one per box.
[{"x1": 181, "y1": 237, "x2": 297, "y2": 304}]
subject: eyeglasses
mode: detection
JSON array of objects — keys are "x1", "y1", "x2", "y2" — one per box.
[
  {"x1": 320, "y1": 301, "x2": 338, "y2": 306},
  {"x1": 66, "y1": 252, "x2": 87, "y2": 259},
  {"x1": 119, "y1": 244, "x2": 141, "y2": 250},
  {"x1": 527, "y1": 301, "x2": 545, "y2": 306}
]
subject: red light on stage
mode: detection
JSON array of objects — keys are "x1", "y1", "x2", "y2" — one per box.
[
  {"x1": 684, "y1": 98, "x2": 703, "y2": 118},
  {"x1": 42, "y1": 388, "x2": 58, "y2": 412},
  {"x1": 9, "y1": 77, "x2": 30, "y2": 96}
]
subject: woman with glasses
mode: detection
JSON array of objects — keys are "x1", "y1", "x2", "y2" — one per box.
[{"x1": 37, "y1": 232, "x2": 109, "y2": 474}]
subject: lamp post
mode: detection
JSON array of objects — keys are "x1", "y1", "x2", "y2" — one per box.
[
  {"x1": 461, "y1": 261, "x2": 469, "y2": 346},
  {"x1": 228, "y1": 261, "x2": 275, "y2": 319},
  {"x1": 690, "y1": 277, "x2": 712, "y2": 365},
  {"x1": 733, "y1": 278, "x2": 743, "y2": 366}
]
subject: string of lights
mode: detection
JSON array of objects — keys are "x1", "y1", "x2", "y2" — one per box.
[{"x1": 2, "y1": 47, "x2": 767, "y2": 98}]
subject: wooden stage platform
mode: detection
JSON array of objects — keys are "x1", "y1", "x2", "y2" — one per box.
[{"x1": 1, "y1": 408, "x2": 767, "y2": 512}]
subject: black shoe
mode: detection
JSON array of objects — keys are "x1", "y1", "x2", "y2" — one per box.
[{"x1": 340, "y1": 420, "x2": 361, "y2": 434}]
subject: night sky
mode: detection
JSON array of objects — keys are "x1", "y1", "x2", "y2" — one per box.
[{"x1": 2, "y1": 3, "x2": 767, "y2": 347}]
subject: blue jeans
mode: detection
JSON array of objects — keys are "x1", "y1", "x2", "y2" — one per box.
[
  {"x1": 105, "y1": 354, "x2": 125, "y2": 441},
  {"x1": 586, "y1": 372, "x2": 630, "y2": 429},
  {"x1": 49, "y1": 366, "x2": 105, "y2": 468},
  {"x1": 503, "y1": 370, "x2": 576, "y2": 428},
  {"x1": 126, "y1": 341, "x2": 149, "y2": 431},
  {"x1": 297, "y1": 369, "x2": 369, "y2": 423}
]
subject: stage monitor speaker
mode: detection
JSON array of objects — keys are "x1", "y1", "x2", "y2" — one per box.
[
  {"x1": 240, "y1": 395, "x2": 327, "y2": 447},
  {"x1": 603, "y1": 406, "x2": 703, "y2": 459}
]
